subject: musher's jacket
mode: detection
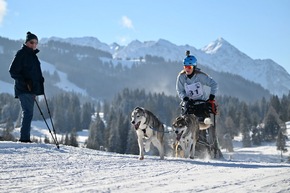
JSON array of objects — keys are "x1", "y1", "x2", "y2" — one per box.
[{"x1": 176, "y1": 69, "x2": 218, "y2": 101}]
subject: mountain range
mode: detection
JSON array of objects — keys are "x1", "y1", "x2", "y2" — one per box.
[
  {"x1": 41, "y1": 36, "x2": 290, "y2": 97},
  {"x1": 1, "y1": 36, "x2": 289, "y2": 103}
]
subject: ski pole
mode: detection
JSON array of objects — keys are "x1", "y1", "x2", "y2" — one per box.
[
  {"x1": 34, "y1": 97, "x2": 59, "y2": 149},
  {"x1": 43, "y1": 93, "x2": 59, "y2": 147}
]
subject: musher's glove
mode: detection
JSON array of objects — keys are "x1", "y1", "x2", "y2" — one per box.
[
  {"x1": 183, "y1": 97, "x2": 189, "y2": 101},
  {"x1": 207, "y1": 94, "x2": 217, "y2": 115},
  {"x1": 208, "y1": 94, "x2": 215, "y2": 101}
]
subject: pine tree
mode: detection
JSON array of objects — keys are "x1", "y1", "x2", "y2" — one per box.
[
  {"x1": 107, "y1": 110, "x2": 122, "y2": 153},
  {"x1": 69, "y1": 128, "x2": 79, "y2": 147},
  {"x1": 44, "y1": 135, "x2": 50, "y2": 144},
  {"x1": 64, "y1": 133, "x2": 70, "y2": 145},
  {"x1": 87, "y1": 121, "x2": 99, "y2": 150},
  {"x1": 126, "y1": 126, "x2": 139, "y2": 155},
  {"x1": 118, "y1": 113, "x2": 130, "y2": 154},
  {"x1": 87, "y1": 113, "x2": 105, "y2": 150},
  {"x1": 270, "y1": 95, "x2": 281, "y2": 115},
  {"x1": 280, "y1": 95, "x2": 289, "y2": 121},
  {"x1": 251, "y1": 125, "x2": 262, "y2": 146},
  {"x1": 81, "y1": 102, "x2": 94, "y2": 130},
  {"x1": 240, "y1": 103, "x2": 252, "y2": 147},
  {"x1": 276, "y1": 127, "x2": 287, "y2": 152},
  {"x1": 263, "y1": 106, "x2": 280, "y2": 142}
]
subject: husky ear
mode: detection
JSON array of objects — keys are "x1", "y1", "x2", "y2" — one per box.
[
  {"x1": 134, "y1": 106, "x2": 144, "y2": 111},
  {"x1": 134, "y1": 106, "x2": 141, "y2": 111}
]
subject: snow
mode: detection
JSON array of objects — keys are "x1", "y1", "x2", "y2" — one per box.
[{"x1": 1, "y1": 126, "x2": 290, "y2": 193}]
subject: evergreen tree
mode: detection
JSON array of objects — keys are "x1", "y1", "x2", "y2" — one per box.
[
  {"x1": 64, "y1": 133, "x2": 70, "y2": 145},
  {"x1": 87, "y1": 113, "x2": 105, "y2": 150},
  {"x1": 126, "y1": 126, "x2": 139, "y2": 155},
  {"x1": 251, "y1": 125, "x2": 262, "y2": 146},
  {"x1": 280, "y1": 95, "x2": 289, "y2": 122},
  {"x1": 240, "y1": 103, "x2": 252, "y2": 147},
  {"x1": 270, "y1": 95, "x2": 281, "y2": 116},
  {"x1": 67, "y1": 95, "x2": 81, "y2": 131},
  {"x1": 69, "y1": 128, "x2": 79, "y2": 147},
  {"x1": 263, "y1": 106, "x2": 280, "y2": 142},
  {"x1": 107, "y1": 110, "x2": 122, "y2": 153},
  {"x1": 218, "y1": 114, "x2": 234, "y2": 151},
  {"x1": 44, "y1": 135, "x2": 50, "y2": 144},
  {"x1": 117, "y1": 113, "x2": 130, "y2": 154},
  {"x1": 276, "y1": 127, "x2": 287, "y2": 152},
  {"x1": 81, "y1": 102, "x2": 94, "y2": 130},
  {"x1": 260, "y1": 97, "x2": 268, "y2": 120},
  {"x1": 87, "y1": 120, "x2": 99, "y2": 150}
]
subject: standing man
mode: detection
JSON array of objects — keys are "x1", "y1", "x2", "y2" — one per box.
[{"x1": 9, "y1": 31, "x2": 45, "y2": 143}]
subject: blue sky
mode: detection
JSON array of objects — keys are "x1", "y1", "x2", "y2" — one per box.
[{"x1": 1, "y1": 0, "x2": 289, "y2": 73}]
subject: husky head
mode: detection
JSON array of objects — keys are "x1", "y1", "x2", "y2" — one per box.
[
  {"x1": 172, "y1": 115, "x2": 190, "y2": 141},
  {"x1": 131, "y1": 107, "x2": 147, "y2": 130}
]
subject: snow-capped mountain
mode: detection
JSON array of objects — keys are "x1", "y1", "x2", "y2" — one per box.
[
  {"x1": 41, "y1": 36, "x2": 290, "y2": 96},
  {"x1": 41, "y1": 36, "x2": 113, "y2": 54},
  {"x1": 199, "y1": 38, "x2": 290, "y2": 97}
]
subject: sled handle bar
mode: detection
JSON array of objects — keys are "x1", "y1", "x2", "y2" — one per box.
[{"x1": 180, "y1": 99, "x2": 208, "y2": 106}]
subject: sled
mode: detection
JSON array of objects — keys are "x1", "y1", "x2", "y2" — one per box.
[{"x1": 180, "y1": 99, "x2": 224, "y2": 159}]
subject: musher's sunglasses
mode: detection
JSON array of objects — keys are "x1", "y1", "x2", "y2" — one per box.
[{"x1": 183, "y1": 65, "x2": 193, "y2": 70}]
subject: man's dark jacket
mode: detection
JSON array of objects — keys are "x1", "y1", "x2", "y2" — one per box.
[{"x1": 9, "y1": 44, "x2": 44, "y2": 98}]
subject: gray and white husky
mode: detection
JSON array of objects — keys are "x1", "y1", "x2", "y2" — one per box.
[
  {"x1": 131, "y1": 107, "x2": 165, "y2": 160},
  {"x1": 172, "y1": 114, "x2": 200, "y2": 159}
]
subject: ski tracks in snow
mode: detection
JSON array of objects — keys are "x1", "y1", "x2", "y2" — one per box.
[{"x1": 1, "y1": 142, "x2": 290, "y2": 193}]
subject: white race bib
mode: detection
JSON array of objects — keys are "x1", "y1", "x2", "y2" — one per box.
[{"x1": 185, "y1": 82, "x2": 203, "y2": 100}]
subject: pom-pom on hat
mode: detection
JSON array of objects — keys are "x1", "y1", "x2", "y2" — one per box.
[{"x1": 25, "y1": 31, "x2": 38, "y2": 43}]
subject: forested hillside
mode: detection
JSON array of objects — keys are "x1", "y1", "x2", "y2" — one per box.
[{"x1": 1, "y1": 88, "x2": 289, "y2": 156}]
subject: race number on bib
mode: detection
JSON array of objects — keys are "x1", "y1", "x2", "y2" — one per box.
[{"x1": 185, "y1": 82, "x2": 203, "y2": 100}]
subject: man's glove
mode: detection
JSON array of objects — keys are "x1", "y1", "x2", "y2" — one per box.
[
  {"x1": 26, "y1": 79, "x2": 33, "y2": 92},
  {"x1": 183, "y1": 97, "x2": 189, "y2": 101}
]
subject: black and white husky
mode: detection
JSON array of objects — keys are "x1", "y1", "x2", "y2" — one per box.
[
  {"x1": 131, "y1": 107, "x2": 165, "y2": 160},
  {"x1": 172, "y1": 114, "x2": 212, "y2": 159}
]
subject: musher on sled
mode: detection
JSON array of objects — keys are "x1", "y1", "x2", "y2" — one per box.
[{"x1": 175, "y1": 50, "x2": 222, "y2": 158}]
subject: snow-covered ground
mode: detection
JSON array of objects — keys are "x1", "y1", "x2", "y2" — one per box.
[{"x1": 1, "y1": 125, "x2": 290, "y2": 193}]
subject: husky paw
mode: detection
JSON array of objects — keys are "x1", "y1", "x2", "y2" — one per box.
[{"x1": 139, "y1": 156, "x2": 144, "y2": 160}]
